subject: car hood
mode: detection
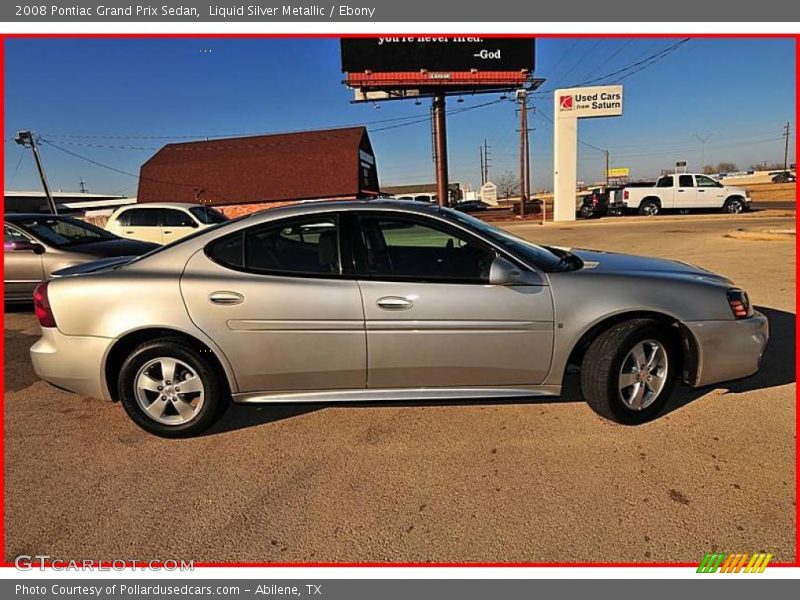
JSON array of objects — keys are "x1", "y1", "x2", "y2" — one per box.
[
  {"x1": 569, "y1": 248, "x2": 733, "y2": 285},
  {"x1": 62, "y1": 238, "x2": 159, "y2": 257}
]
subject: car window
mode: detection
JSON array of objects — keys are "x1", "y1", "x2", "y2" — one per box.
[
  {"x1": 354, "y1": 214, "x2": 493, "y2": 283},
  {"x1": 207, "y1": 216, "x2": 341, "y2": 276},
  {"x1": 128, "y1": 208, "x2": 162, "y2": 227},
  {"x1": 4, "y1": 224, "x2": 30, "y2": 244},
  {"x1": 678, "y1": 175, "x2": 694, "y2": 187},
  {"x1": 657, "y1": 176, "x2": 674, "y2": 187},
  {"x1": 163, "y1": 209, "x2": 196, "y2": 227},
  {"x1": 115, "y1": 210, "x2": 133, "y2": 227},
  {"x1": 189, "y1": 206, "x2": 228, "y2": 224},
  {"x1": 695, "y1": 175, "x2": 720, "y2": 187}
]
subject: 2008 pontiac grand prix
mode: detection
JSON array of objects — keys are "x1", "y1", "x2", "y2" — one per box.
[{"x1": 30, "y1": 200, "x2": 768, "y2": 437}]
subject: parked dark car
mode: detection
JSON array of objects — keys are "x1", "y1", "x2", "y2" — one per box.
[
  {"x1": 512, "y1": 198, "x2": 543, "y2": 215},
  {"x1": 454, "y1": 200, "x2": 491, "y2": 213},
  {"x1": 4, "y1": 213, "x2": 158, "y2": 303},
  {"x1": 771, "y1": 171, "x2": 796, "y2": 183}
]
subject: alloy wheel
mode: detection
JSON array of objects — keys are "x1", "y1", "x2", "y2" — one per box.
[
  {"x1": 617, "y1": 339, "x2": 668, "y2": 411},
  {"x1": 134, "y1": 357, "x2": 205, "y2": 425}
]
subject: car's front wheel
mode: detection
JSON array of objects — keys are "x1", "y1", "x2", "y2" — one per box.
[
  {"x1": 580, "y1": 319, "x2": 678, "y2": 424},
  {"x1": 722, "y1": 197, "x2": 745, "y2": 214},
  {"x1": 118, "y1": 338, "x2": 228, "y2": 438}
]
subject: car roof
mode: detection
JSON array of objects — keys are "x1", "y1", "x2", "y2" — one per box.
[
  {"x1": 241, "y1": 199, "x2": 445, "y2": 221},
  {"x1": 115, "y1": 202, "x2": 208, "y2": 210}
]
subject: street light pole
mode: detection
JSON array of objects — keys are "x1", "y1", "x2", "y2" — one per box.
[
  {"x1": 15, "y1": 130, "x2": 58, "y2": 214},
  {"x1": 432, "y1": 92, "x2": 450, "y2": 207}
]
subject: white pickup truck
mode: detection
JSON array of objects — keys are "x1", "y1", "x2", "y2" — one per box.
[{"x1": 612, "y1": 173, "x2": 751, "y2": 216}]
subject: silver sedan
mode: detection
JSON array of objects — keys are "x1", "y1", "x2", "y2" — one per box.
[{"x1": 30, "y1": 200, "x2": 769, "y2": 437}]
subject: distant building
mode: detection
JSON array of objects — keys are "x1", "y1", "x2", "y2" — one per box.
[
  {"x1": 3, "y1": 190, "x2": 135, "y2": 216},
  {"x1": 381, "y1": 182, "x2": 462, "y2": 204},
  {"x1": 137, "y1": 126, "x2": 380, "y2": 218}
]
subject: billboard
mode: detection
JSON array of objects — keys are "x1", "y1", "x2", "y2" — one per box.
[
  {"x1": 341, "y1": 37, "x2": 535, "y2": 73},
  {"x1": 556, "y1": 85, "x2": 623, "y2": 119},
  {"x1": 607, "y1": 167, "x2": 630, "y2": 177}
]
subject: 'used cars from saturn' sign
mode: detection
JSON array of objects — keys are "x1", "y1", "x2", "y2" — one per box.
[{"x1": 557, "y1": 85, "x2": 623, "y2": 118}]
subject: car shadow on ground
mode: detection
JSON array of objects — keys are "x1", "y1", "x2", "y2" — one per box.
[{"x1": 210, "y1": 305, "x2": 795, "y2": 434}]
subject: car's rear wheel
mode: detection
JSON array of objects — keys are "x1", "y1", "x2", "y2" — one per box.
[
  {"x1": 722, "y1": 197, "x2": 745, "y2": 214},
  {"x1": 580, "y1": 319, "x2": 678, "y2": 424},
  {"x1": 638, "y1": 199, "x2": 660, "y2": 216},
  {"x1": 579, "y1": 205, "x2": 595, "y2": 219},
  {"x1": 118, "y1": 339, "x2": 228, "y2": 438}
]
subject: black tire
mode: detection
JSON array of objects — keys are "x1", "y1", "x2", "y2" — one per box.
[
  {"x1": 579, "y1": 205, "x2": 595, "y2": 219},
  {"x1": 118, "y1": 338, "x2": 229, "y2": 438},
  {"x1": 580, "y1": 319, "x2": 679, "y2": 425},
  {"x1": 638, "y1": 199, "x2": 660, "y2": 216},
  {"x1": 722, "y1": 196, "x2": 745, "y2": 214}
]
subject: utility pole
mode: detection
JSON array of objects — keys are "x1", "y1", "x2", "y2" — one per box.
[
  {"x1": 15, "y1": 130, "x2": 57, "y2": 214},
  {"x1": 432, "y1": 92, "x2": 449, "y2": 207},
  {"x1": 479, "y1": 145, "x2": 485, "y2": 186},
  {"x1": 604, "y1": 150, "x2": 610, "y2": 186},
  {"x1": 694, "y1": 132, "x2": 714, "y2": 173},
  {"x1": 518, "y1": 88, "x2": 529, "y2": 218},
  {"x1": 79, "y1": 177, "x2": 87, "y2": 194},
  {"x1": 783, "y1": 121, "x2": 791, "y2": 174},
  {"x1": 483, "y1": 138, "x2": 491, "y2": 184}
]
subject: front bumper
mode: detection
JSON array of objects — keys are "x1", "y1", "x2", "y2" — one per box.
[
  {"x1": 685, "y1": 310, "x2": 769, "y2": 387},
  {"x1": 30, "y1": 328, "x2": 113, "y2": 401}
]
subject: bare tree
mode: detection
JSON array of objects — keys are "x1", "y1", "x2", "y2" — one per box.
[
  {"x1": 716, "y1": 161, "x2": 738, "y2": 173},
  {"x1": 495, "y1": 171, "x2": 519, "y2": 199}
]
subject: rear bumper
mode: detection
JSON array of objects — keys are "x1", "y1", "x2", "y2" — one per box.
[
  {"x1": 30, "y1": 328, "x2": 113, "y2": 401},
  {"x1": 686, "y1": 311, "x2": 769, "y2": 387}
]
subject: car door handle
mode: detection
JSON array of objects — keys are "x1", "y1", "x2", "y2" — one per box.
[
  {"x1": 163, "y1": 230, "x2": 173, "y2": 234},
  {"x1": 376, "y1": 296, "x2": 414, "y2": 310},
  {"x1": 677, "y1": 189, "x2": 685, "y2": 192},
  {"x1": 208, "y1": 291, "x2": 244, "y2": 305},
  {"x1": 698, "y1": 189, "x2": 705, "y2": 192},
  {"x1": 124, "y1": 230, "x2": 134, "y2": 234}
]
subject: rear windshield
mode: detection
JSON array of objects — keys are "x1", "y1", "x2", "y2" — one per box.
[
  {"x1": 189, "y1": 206, "x2": 229, "y2": 224},
  {"x1": 16, "y1": 217, "x2": 117, "y2": 247}
]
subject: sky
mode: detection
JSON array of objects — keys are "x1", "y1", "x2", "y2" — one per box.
[{"x1": 3, "y1": 37, "x2": 796, "y2": 196}]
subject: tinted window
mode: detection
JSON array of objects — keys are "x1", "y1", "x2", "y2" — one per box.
[
  {"x1": 189, "y1": 206, "x2": 228, "y2": 224},
  {"x1": 4, "y1": 224, "x2": 30, "y2": 244},
  {"x1": 696, "y1": 175, "x2": 720, "y2": 187},
  {"x1": 678, "y1": 175, "x2": 694, "y2": 187},
  {"x1": 163, "y1": 209, "x2": 196, "y2": 227},
  {"x1": 115, "y1": 210, "x2": 133, "y2": 227},
  {"x1": 129, "y1": 208, "x2": 162, "y2": 227},
  {"x1": 354, "y1": 214, "x2": 493, "y2": 283},
  {"x1": 207, "y1": 216, "x2": 340, "y2": 276},
  {"x1": 657, "y1": 176, "x2": 674, "y2": 187}
]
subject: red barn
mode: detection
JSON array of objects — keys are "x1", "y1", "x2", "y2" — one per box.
[{"x1": 137, "y1": 126, "x2": 380, "y2": 217}]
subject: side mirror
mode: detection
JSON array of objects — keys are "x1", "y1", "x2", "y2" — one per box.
[
  {"x1": 5, "y1": 240, "x2": 45, "y2": 254},
  {"x1": 489, "y1": 256, "x2": 543, "y2": 286}
]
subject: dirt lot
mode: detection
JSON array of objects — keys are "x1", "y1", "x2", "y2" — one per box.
[{"x1": 4, "y1": 212, "x2": 796, "y2": 564}]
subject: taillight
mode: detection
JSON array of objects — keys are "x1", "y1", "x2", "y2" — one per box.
[
  {"x1": 33, "y1": 281, "x2": 57, "y2": 328},
  {"x1": 623, "y1": 189, "x2": 629, "y2": 200},
  {"x1": 727, "y1": 289, "x2": 753, "y2": 319}
]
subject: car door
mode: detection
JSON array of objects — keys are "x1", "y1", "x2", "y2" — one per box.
[
  {"x1": 349, "y1": 211, "x2": 554, "y2": 389},
  {"x1": 125, "y1": 208, "x2": 165, "y2": 244},
  {"x1": 675, "y1": 174, "x2": 697, "y2": 208},
  {"x1": 695, "y1": 174, "x2": 727, "y2": 207},
  {"x1": 180, "y1": 213, "x2": 366, "y2": 393},
  {"x1": 653, "y1": 175, "x2": 675, "y2": 209},
  {"x1": 4, "y1": 224, "x2": 45, "y2": 301},
  {"x1": 162, "y1": 209, "x2": 199, "y2": 244}
]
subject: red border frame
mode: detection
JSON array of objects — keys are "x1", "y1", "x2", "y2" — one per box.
[{"x1": 0, "y1": 31, "x2": 797, "y2": 570}]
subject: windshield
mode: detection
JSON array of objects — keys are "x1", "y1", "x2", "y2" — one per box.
[
  {"x1": 17, "y1": 216, "x2": 118, "y2": 247},
  {"x1": 189, "y1": 206, "x2": 229, "y2": 224},
  {"x1": 442, "y1": 208, "x2": 576, "y2": 272}
]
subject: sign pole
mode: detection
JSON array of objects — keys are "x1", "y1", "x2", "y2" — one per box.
[
  {"x1": 432, "y1": 92, "x2": 449, "y2": 207},
  {"x1": 518, "y1": 89, "x2": 527, "y2": 217}
]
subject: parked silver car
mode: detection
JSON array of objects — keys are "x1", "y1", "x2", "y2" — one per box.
[
  {"x1": 4, "y1": 214, "x2": 158, "y2": 303},
  {"x1": 30, "y1": 200, "x2": 769, "y2": 437}
]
